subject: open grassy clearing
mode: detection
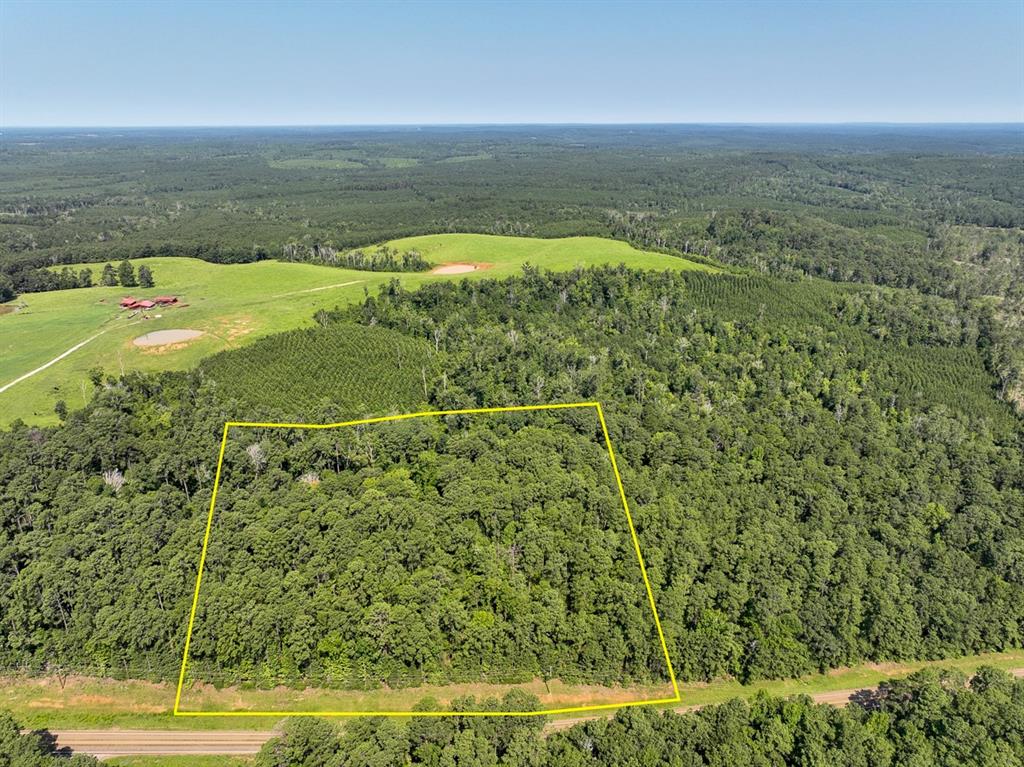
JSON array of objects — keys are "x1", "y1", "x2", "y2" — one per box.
[
  {"x1": 0, "y1": 234, "x2": 712, "y2": 425},
  {"x1": 107, "y1": 758, "x2": 251, "y2": 767},
  {"x1": 4, "y1": 651, "x2": 1021, "y2": 732},
  {"x1": 268, "y1": 157, "x2": 365, "y2": 170},
  {"x1": 384, "y1": 233, "x2": 715, "y2": 273},
  {"x1": 175, "y1": 679, "x2": 676, "y2": 717}
]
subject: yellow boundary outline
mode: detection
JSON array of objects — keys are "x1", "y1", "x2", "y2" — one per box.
[{"x1": 174, "y1": 401, "x2": 680, "y2": 717}]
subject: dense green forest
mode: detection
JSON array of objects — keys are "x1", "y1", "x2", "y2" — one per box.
[
  {"x1": 1, "y1": 266, "x2": 1021, "y2": 687},
  {"x1": 258, "y1": 667, "x2": 1024, "y2": 766},
  {"x1": 1, "y1": 128, "x2": 1022, "y2": 718},
  {"x1": 186, "y1": 409, "x2": 666, "y2": 688},
  {"x1": 2, "y1": 126, "x2": 1021, "y2": 406},
  {"x1": 3, "y1": 127, "x2": 1019, "y2": 281}
]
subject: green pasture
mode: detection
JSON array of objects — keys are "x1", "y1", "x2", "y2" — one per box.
[
  {"x1": 0, "y1": 234, "x2": 712, "y2": 426},
  {"x1": 383, "y1": 233, "x2": 712, "y2": 273}
]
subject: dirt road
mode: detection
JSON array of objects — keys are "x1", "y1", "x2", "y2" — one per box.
[
  {"x1": 47, "y1": 668, "x2": 1024, "y2": 757},
  {"x1": 0, "y1": 314, "x2": 145, "y2": 395},
  {"x1": 270, "y1": 279, "x2": 364, "y2": 298},
  {"x1": 0, "y1": 332, "x2": 106, "y2": 395}
]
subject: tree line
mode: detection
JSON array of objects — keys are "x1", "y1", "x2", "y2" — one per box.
[
  {"x1": 3, "y1": 258, "x2": 153, "y2": 296},
  {"x1": 282, "y1": 244, "x2": 431, "y2": 272}
]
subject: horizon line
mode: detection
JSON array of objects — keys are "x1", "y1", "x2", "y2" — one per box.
[{"x1": 3, "y1": 121, "x2": 1023, "y2": 131}]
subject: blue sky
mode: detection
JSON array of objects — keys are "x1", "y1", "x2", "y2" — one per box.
[{"x1": 1, "y1": 0, "x2": 1021, "y2": 126}]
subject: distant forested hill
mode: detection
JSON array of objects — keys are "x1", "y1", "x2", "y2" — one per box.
[
  {"x1": 1, "y1": 267, "x2": 1020, "y2": 686},
  {"x1": 2, "y1": 125, "x2": 1020, "y2": 405},
  {"x1": 3, "y1": 126, "x2": 1019, "y2": 272}
]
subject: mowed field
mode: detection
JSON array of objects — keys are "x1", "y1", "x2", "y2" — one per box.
[{"x1": 0, "y1": 235, "x2": 714, "y2": 425}]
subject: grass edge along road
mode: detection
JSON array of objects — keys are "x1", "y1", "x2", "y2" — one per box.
[
  {"x1": 36, "y1": 662, "x2": 1024, "y2": 761},
  {"x1": 5, "y1": 650, "x2": 1022, "y2": 732}
]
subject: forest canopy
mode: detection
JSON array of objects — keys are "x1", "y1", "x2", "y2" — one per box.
[
  {"x1": 182, "y1": 409, "x2": 671, "y2": 694},
  {"x1": 1, "y1": 266, "x2": 1020, "y2": 689}
]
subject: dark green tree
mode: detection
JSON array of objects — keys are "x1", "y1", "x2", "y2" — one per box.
[
  {"x1": 0, "y1": 711, "x2": 99, "y2": 766},
  {"x1": 100, "y1": 263, "x2": 118, "y2": 286},
  {"x1": 255, "y1": 717, "x2": 342, "y2": 767},
  {"x1": 117, "y1": 259, "x2": 136, "y2": 288},
  {"x1": 0, "y1": 273, "x2": 14, "y2": 302}
]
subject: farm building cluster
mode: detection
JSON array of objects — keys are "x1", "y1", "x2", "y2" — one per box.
[{"x1": 120, "y1": 295, "x2": 180, "y2": 311}]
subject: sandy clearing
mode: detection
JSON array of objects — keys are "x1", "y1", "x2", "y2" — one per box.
[
  {"x1": 430, "y1": 262, "x2": 491, "y2": 275},
  {"x1": 133, "y1": 329, "x2": 204, "y2": 347}
]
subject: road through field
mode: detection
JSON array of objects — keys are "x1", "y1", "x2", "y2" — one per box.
[
  {"x1": 270, "y1": 279, "x2": 365, "y2": 298},
  {"x1": 48, "y1": 668, "x2": 1024, "y2": 757},
  {"x1": 0, "y1": 331, "x2": 107, "y2": 395}
]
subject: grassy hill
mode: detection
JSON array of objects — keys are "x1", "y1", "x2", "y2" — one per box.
[
  {"x1": 0, "y1": 234, "x2": 711, "y2": 425},
  {"x1": 384, "y1": 233, "x2": 717, "y2": 272}
]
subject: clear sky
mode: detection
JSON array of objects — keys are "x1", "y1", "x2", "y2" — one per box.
[{"x1": 1, "y1": 0, "x2": 1021, "y2": 126}]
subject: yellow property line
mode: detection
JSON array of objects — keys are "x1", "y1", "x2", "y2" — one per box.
[
  {"x1": 596, "y1": 402, "x2": 680, "y2": 702},
  {"x1": 174, "y1": 401, "x2": 681, "y2": 717},
  {"x1": 171, "y1": 697, "x2": 683, "y2": 718},
  {"x1": 174, "y1": 422, "x2": 231, "y2": 717},
  {"x1": 224, "y1": 401, "x2": 602, "y2": 430}
]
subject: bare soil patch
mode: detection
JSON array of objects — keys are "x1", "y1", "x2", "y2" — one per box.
[
  {"x1": 220, "y1": 315, "x2": 255, "y2": 341},
  {"x1": 133, "y1": 329, "x2": 204, "y2": 347},
  {"x1": 430, "y1": 262, "x2": 492, "y2": 275}
]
